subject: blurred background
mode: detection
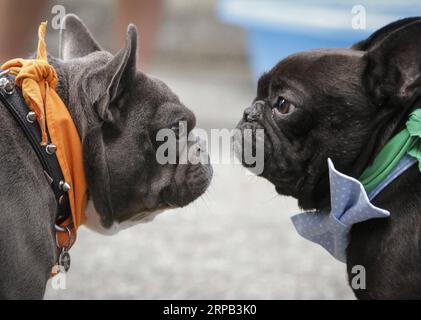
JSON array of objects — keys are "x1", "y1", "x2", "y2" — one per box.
[{"x1": 2, "y1": 0, "x2": 419, "y2": 299}]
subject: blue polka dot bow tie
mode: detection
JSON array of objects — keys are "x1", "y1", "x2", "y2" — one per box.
[{"x1": 291, "y1": 156, "x2": 416, "y2": 262}]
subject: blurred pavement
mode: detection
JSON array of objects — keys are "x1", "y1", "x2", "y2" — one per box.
[{"x1": 45, "y1": 0, "x2": 354, "y2": 299}]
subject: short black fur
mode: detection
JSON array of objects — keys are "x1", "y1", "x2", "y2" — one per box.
[{"x1": 237, "y1": 17, "x2": 421, "y2": 299}]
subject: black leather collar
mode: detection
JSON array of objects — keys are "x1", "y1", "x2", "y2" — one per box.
[{"x1": 0, "y1": 71, "x2": 70, "y2": 225}]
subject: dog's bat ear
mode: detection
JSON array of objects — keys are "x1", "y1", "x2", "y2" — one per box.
[
  {"x1": 363, "y1": 19, "x2": 421, "y2": 108},
  {"x1": 59, "y1": 14, "x2": 102, "y2": 60},
  {"x1": 351, "y1": 17, "x2": 421, "y2": 51},
  {"x1": 85, "y1": 24, "x2": 138, "y2": 123}
]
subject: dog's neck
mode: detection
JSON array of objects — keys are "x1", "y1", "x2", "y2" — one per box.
[
  {"x1": 47, "y1": 54, "x2": 116, "y2": 217},
  {"x1": 309, "y1": 97, "x2": 421, "y2": 213}
]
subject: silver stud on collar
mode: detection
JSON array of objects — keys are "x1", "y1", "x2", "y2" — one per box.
[
  {"x1": 45, "y1": 144, "x2": 57, "y2": 155},
  {"x1": 0, "y1": 77, "x2": 8, "y2": 89},
  {"x1": 4, "y1": 78, "x2": 15, "y2": 95},
  {"x1": 0, "y1": 76, "x2": 15, "y2": 95},
  {"x1": 59, "y1": 181, "x2": 71, "y2": 192},
  {"x1": 26, "y1": 111, "x2": 37, "y2": 123}
]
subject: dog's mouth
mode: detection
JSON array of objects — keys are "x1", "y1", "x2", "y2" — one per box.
[
  {"x1": 104, "y1": 147, "x2": 213, "y2": 230},
  {"x1": 236, "y1": 118, "x2": 307, "y2": 197},
  {"x1": 235, "y1": 119, "x2": 274, "y2": 174},
  {"x1": 125, "y1": 172, "x2": 212, "y2": 222},
  {"x1": 161, "y1": 163, "x2": 213, "y2": 208}
]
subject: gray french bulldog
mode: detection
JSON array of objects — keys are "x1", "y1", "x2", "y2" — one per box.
[
  {"x1": 237, "y1": 17, "x2": 421, "y2": 299},
  {"x1": 0, "y1": 14, "x2": 212, "y2": 299}
]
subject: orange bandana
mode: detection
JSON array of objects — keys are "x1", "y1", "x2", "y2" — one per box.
[{"x1": 1, "y1": 22, "x2": 87, "y2": 246}]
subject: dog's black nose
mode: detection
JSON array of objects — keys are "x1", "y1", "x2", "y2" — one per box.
[{"x1": 244, "y1": 100, "x2": 264, "y2": 121}]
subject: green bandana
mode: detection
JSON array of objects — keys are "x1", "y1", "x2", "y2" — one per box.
[{"x1": 359, "y1": 109, "x2": 421, "y2": 192}]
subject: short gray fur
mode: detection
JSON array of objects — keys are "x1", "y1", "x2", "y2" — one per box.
[{"x1": 0, "y1": 14, "x2": 212, "y2": 299}]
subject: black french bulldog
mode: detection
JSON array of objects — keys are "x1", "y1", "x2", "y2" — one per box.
[{"x1": 236, "y1": 17, "x2": 421, "y2": 299}]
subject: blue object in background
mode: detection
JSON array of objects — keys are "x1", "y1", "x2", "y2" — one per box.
[{"x1": 217, "y1": 0, "x2": 421, "y2": 81}]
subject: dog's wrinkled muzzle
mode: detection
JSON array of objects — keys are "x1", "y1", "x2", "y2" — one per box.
[{"x1": 244, "y1": 100, "x2": 265, "y2": 122}]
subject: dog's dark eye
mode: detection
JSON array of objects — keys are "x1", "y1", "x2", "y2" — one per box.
[{"x1": 274, "y1": 96, "x2": 295, "y2": 115}]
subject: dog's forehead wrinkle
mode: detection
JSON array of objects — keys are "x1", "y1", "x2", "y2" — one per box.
[
  {"x1": 148, "y1": 76, "x2": 180, "y2": 101},
  {"x1": 263, "y1": 56, "x2": 366, "y2": 114},
  {"x1": 152, "y1": 102, "x2": 195, "y2": 131},
  {"x1": 274, "y1": 79, "x2": 308, "y2": 104}
]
